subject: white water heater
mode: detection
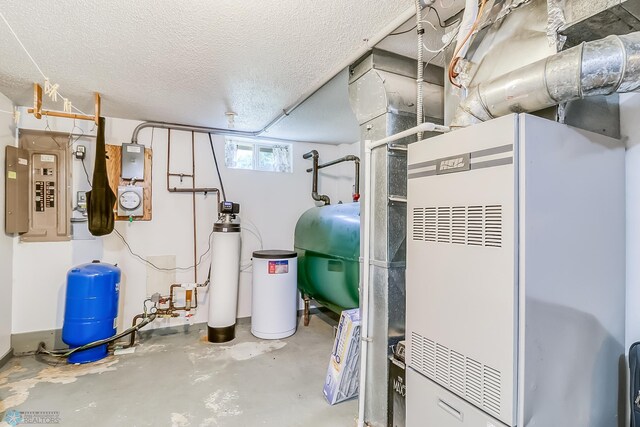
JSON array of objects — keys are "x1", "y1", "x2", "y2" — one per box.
[
  {"x1": 406, "y1": 114, "x2": 625, "y2": 426},
  {"x1": 251, "y1": 250, "x2": 298, "y2": 339},
  {"x1": 208, "y1": 203, "x2": 241, "y2": 343}
]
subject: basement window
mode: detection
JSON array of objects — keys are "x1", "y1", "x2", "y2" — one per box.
[{"x1": 225, "y1": 138, "x2": 292, "y2": 173}]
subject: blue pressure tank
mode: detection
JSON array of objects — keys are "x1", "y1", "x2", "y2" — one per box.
[{"x1": 62, "y1": 261, "x2": 121, "y2": 364}]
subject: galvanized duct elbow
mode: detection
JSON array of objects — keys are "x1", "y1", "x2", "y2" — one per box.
[{"x1": 451, "y1": 31, "x2": 640, "y2": 128}]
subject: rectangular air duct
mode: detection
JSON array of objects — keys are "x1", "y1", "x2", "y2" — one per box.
[{"x1": 348, "y1": 49, "x2": 444, "y2": 427}]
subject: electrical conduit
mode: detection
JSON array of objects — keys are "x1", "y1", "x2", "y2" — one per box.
[
  {"x1": 416, "y1": 0, "x2": 425, "y2": 141},
  {"x1": 130, "y1": 6, "x2": 419, "y2": 146}
]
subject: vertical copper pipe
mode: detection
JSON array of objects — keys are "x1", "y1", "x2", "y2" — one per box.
[
  {"x1": 191, "y1": 131, "x2": 197, "y2": 283},
  {"x1": 185, "y1": 289, "x2": 193, "y2": 311},
  {"x1": 167, "y1": 129, "x2": 171, "y2": 191}
]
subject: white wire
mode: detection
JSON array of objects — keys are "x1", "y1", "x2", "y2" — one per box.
[
  {"x1": 0, "y1": 10, "x2": 89, "y2": 116},
  {"x1": 420, "y1": 19, "x2": 438, "y2": 32},
  {"x1": 239, "y1": 219, "x2": 265, "y2": 272},
  {"x1": 423, "y1": 42, "x2": 446, "y2": 54},
  {"x1": 241, "y1": 218, "x2": 264, "y2": 249},
  {"x1": 0, "y1": 10, "x2": 47, "y2": 79},
  {"x1": 422, "y1": 24, "x2": 461, "y2": 55},
  {"x1": 242, "y1": 227, "x2": 263, "y2": 250},
  {"x1": 0, "y1": 109, "x2": 12, "y2": 115}
]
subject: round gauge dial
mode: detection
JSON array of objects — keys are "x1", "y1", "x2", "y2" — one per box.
[{"x1": 119, "y1": 191, "x2": 141, "y2": 210}]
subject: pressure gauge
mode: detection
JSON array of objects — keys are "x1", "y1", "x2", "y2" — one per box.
[{"x1": 117, "y1": 186, "x2": 144, "y2": 217}]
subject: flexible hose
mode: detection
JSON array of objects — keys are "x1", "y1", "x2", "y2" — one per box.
[
  {"x1": 208, "y1": 133, "x2": 227, "y2": 201},
  {"x1": 37, "y1": 314, "x2": 157, "y2": 358}
]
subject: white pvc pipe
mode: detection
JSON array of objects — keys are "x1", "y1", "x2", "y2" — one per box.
[
  {"x1": 453, "y1": 0, "x2": 479, "y2": 60},
  {"x1": 357, "y1": 143, "x2": 373, "y2": 427},
  {"x1": 367, "y1": 122, "x2": 450, "y2": 150}
]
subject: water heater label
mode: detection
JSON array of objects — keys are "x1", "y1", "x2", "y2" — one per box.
[{"x1": 268, "y1": 260, "x2": 288, "y2": 274}]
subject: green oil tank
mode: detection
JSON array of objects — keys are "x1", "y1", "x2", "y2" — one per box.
[{"x1": 294, "y1": 202, "x2": 360, "y2": 313}]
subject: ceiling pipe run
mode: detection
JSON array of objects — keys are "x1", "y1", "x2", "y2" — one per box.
[
  {"x1": 131, "y1": 6, "x2": 418, "y2": 145},
  {"x1": 451, "y1": 31, "x2": 640, "y2": 128}
]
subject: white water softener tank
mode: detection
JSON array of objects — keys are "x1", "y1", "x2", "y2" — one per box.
[
  {"x1": 251, "y1": 250, "x2": 298, "y2": 339},
  {"x1": 208, "y1": 203, "x2": 241, "y2": 343}
]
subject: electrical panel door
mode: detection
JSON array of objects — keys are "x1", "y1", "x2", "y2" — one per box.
[
  {"x1": 5, "y1": 146, "x2": 29, "y2": 233},
  {"x1": 19, "y1": 130, "x2": 71, "y2": 242}
]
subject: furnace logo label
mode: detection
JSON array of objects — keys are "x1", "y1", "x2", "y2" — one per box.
[
  {"x1": 436, "y1": 153, "x2": 471, "y2": 175},
  {"x1": 440, "y1": 157, "x2": 465, "y2": 170}
]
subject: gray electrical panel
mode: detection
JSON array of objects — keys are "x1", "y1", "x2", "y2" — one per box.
[
  {"x1": 121, "y1": 143, "x2": 145, "y2": 180},
  {"x1": 18, "y1": 130, "x2": 71, "y2": 242}
]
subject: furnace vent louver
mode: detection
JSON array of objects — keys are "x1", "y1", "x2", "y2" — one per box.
[
  {"x1": 411, "y1": 332, "x2": 502, "y2": 417},
  {"x1": 412, "y1": 205, "x2": 502, "y2": 247}
]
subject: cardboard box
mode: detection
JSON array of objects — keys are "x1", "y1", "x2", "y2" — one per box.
[
  {"x1": 323, "y1": 308, "x2": 361, "y2": 405},
  {"x1": 388, "y1": 356, "x2": 406, "y2": 427}
]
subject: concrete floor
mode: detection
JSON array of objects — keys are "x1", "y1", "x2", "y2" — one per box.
[{"x1": 0, "y1": 315, "x2": 357, "y2": 426}]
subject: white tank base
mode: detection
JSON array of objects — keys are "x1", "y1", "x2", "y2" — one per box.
[{"x1": 251, "y1": 327, "x2": 296, "y2": 340}]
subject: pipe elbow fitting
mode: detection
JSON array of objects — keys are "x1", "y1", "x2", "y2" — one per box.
[{"x1": 303, "y1": 150, "x2": 318, "y2": 160}]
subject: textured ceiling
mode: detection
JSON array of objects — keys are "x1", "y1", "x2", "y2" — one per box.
[{"x1": 0, "y1": 1, "x2": 413, "y2": 142}]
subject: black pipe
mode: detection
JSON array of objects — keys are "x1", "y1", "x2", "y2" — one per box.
[
  {"x1": 305, "y1": 155, "x2": 360, "y2": 202},
  {"x1": 37, "y1": 314, "x2": 157, "y2": 358},
  {"x1": 302, "y1": 150, "x2": 330, "y2": 205},
  {"x1": 208, "y1": 133, "x2": 227, "y2": 201}
]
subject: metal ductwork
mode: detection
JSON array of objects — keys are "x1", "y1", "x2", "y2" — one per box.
[
  {"x1": 451, "y1": 31, "x2": 640, "y2": 128},
  {"x1": 349, "y1": 49, "x2": 444, "y2": 427}
]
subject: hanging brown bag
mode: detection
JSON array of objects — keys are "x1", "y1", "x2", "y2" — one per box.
[{"x1": 86, "y1": 117, "x2": 116, "y2": 236}]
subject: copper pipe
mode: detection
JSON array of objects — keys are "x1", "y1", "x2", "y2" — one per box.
[
  {"x1": 165, "y1": 130, "x2": 221, "y2": 211},
  {"x1": 169, "y1": 284, "x2": 198, "y2": 311},
  {"x1": 191, "y1": 131, "x2": 197, "y2": 283},
  {"x1": 168, "y1": 172, "x2": 194, "y2": 181},
  {"x1": 167, "y1": 129, "x2": 171, "y2": 192}
]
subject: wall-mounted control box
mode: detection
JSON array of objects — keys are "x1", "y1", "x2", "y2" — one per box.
[
  {"x1": 121, "y1": 143, "x2": 145, "y2": 180},
  {"x1": 118, "y1": 185, "x2": 144, "y2": 217}
]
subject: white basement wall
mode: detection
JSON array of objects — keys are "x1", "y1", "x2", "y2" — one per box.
[
  {"x1": 0, "y1": 92, "x2": 15, "y2": 357},
  {"x1": 11, "y1": 111, "x2": 359, "y2": 335},
  {"x1": 622, "y1": 93, "x2": 640, "y2": 350}
]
